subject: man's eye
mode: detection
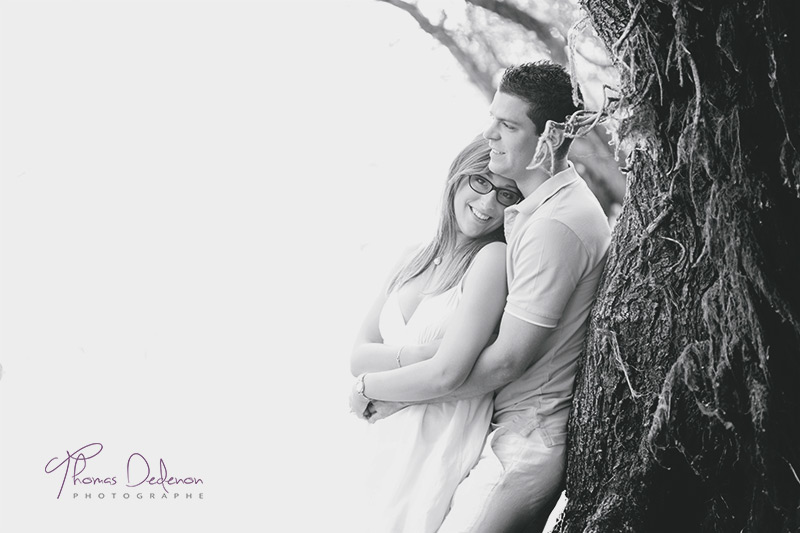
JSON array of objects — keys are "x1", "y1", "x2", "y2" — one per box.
[{"x1": 500, "y1": 191, "x2": 516, "y2": 201}]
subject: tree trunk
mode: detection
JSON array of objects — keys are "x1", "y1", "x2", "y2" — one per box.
[{"x1": 557, "y1": 0, "x2": 800, "y2": 531}]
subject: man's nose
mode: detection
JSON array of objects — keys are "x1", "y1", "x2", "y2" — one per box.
[{"x1": 483, "y1": 120, "x2": 500, "y2": 141}]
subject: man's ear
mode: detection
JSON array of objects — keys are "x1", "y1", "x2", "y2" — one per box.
[{"x1": 526, "y1": 120, "x2": 565, "y2": 171}]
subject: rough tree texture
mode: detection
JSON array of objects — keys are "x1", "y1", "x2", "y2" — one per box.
[{"x1": 557, "y1": 0, "x2": 800, "y2": 532}]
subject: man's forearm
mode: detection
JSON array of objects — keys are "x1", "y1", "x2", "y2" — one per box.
[
  {"x1": 378, "y1": 314, "x2": 552, "y2": 411},
  {"x1": 369, "y1": 338, "x2": 530, "y2": 420},
  {"x1": 443, "y1": 341, "x2": 519, "y2": 401},
  {"x1": 404, "y1": 341, "x2": 518, "y2": 405}
]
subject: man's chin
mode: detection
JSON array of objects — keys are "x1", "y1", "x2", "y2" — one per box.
[
  {"x1": 490, "y1": 161, "x2": 520, "y2": 180},
  {"x1": 488, "y1": 159, "x2": 505, "y2": 175}
]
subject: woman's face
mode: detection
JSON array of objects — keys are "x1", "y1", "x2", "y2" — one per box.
[{"x1": 452, "y1": 172, "x2": 521, "y2": 241}]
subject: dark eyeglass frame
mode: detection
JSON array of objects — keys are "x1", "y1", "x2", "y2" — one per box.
[{"x1": 467, "y1": 175, "x2": 522, "y2": 207}]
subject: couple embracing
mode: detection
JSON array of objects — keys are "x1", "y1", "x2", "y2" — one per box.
[{"x1": 349, "y1": 61, "x2": 612, "y2": 533}]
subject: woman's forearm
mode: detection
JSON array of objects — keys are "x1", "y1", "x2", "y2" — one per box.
[
  {"x1": 350, "y1": 343, "x2": 404, "y2": 375},
  {"x1": 361, "y1": 356, "x2": 471, "y2": 402},
  {"x1": 351, "y1": 342, "x2": 438, "y2": 376}
]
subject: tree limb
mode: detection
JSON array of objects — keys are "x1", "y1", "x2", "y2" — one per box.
[
  {"x1": 375, "y1": 0, "x2": 496, "y2": 99},
  {"x1": 465, "y1": 0, "x2": 568, "y2": 64}
]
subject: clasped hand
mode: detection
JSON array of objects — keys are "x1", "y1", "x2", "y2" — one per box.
[{"x1": 348, "y1": 383, "x2": 408, "y2": 423}]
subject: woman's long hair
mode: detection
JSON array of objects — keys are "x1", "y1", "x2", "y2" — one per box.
[{"x1": 387, "y1": 135, "x2": 507, "y2": 296}]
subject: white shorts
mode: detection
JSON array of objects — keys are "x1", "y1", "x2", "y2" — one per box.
[{"x1": 438, "y1": 425, "x2": 566, "y2": 533}]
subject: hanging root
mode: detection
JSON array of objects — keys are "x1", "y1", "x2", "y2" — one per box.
[{"x1": 599, "y1": 328, "x2": 642, "y2": 400}]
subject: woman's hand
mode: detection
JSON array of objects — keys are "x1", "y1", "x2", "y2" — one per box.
[
  {"x1": 366, "y1": 400, "x2": 410, "y2": 422},
  {"x1": 349, "y1": 381, "x2": 371, "y2": 420}
]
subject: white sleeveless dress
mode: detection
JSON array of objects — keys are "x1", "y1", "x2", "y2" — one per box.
[{"x1": 359, "y1": 280, "x2": 494, "y2": 533}]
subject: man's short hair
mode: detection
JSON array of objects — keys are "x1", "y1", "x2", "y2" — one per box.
[{"x1": 499, "y1": 61, "x2": 582, "y2": 158}]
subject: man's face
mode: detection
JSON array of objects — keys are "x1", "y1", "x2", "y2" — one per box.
[{"x1": 483, "y1": 91, "x2": 539, "y2": 181}]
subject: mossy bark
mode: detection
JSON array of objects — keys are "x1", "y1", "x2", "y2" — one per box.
[{"x1": 556, "y1": 0, "x2": 800, "y2": 531}]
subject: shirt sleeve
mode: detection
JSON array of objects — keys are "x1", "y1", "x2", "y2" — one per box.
[{"x1": 505, "y1": 217, "x2": 589, "y2": 327}]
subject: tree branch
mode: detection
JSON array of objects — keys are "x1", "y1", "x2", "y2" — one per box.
[
  {"x1": 375, "y1": 0, "x2": 496, "y2": 100},
  {"x1": 465, "y1": 0, "x2": 568, "y2": 64}
]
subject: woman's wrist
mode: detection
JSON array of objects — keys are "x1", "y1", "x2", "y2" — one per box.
[
  {"x1": 400, "y1": 345, "x2": 421, "y2": 365},
  {"x1": 355, "y1": 372, "x2": 372, "y2": 401}
]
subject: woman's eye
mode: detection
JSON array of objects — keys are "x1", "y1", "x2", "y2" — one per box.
[
  {"x1": 474, "y1": 176, "x2": 488, "y2": 186},
  {"x1": 500, "y1": 190, "x2": 520, "y2": 203}
]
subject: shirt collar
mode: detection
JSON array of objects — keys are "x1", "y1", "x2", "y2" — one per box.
[{"x1": 508, "y1": 161, "x2": 580, "y2": 216}]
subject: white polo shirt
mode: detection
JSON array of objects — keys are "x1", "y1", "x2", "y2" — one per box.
[{"x1": 495, "y1": 162, "x2": 611, "y2": 446}]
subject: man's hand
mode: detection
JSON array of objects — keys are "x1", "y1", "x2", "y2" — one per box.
[
  {"x1": 349, "y1": 382, "x2": 371, "y2": 421},
  {"x1": 366, "y1": 400, "x2": 409, "y2": 422}
]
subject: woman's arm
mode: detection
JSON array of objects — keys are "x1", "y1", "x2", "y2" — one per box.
[
  {"x1": 350, "y1": 246, "x2": 434, "y2": 376},
  {"x1": 357, "y1": 241, "x2": 507, "y2": 402}
]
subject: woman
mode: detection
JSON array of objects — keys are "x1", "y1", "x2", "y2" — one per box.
[{"x1": 349, "y1": 135, "x2": 522, "y2": 532}]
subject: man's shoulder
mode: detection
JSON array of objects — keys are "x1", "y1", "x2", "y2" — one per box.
[
  {"x1": 522, "y1": 186, "x2": 609, "y2": 238},
  {"x1": 547, "y1": 178, "x2": 608, "y2": 230},
  {"x1": 514, "y1": 182, "x2": 610, "y2": 260}
]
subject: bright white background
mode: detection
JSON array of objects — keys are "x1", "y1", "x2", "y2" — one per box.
[{"x1": 0, "y1": 0, "x2": 491, "y2": 530}]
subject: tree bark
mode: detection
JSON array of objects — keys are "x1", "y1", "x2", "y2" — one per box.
[{"x1": 557, "y1": 0, "x2": 800, "y2": 531}]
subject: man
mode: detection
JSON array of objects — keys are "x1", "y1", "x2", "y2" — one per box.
[{"x1": 363, "y1": 61, "x2": 611, "y2": 532}]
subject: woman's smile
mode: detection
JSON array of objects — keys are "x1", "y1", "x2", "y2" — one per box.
[{"x1": 469, "y1": 205, "x2": 492, "y2": 222}]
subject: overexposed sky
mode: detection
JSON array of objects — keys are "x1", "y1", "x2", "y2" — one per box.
[{"x1": 0, "y1": 0, "x2": 494, "y2": 530}]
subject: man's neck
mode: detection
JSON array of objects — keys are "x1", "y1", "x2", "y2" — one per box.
[{"x1": 514, "y1": 157, "x2": 569, "y2": 198}]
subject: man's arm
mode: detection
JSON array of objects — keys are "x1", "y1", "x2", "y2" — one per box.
[
  {"x1": 437, "y1": 311, "x2": 553, "y2": 401},
  {"x1": 366, "y1": 312, "x2": 552, "y2": 421},
  {"x1": 455, "y1": 217, "x2": 589, "y2": 399},
  {"x1": 368, "y1": 217, "x2": 588, "y2": 420}
]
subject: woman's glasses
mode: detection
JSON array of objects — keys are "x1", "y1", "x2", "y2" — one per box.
[{"x1": 468, "y1": 175, "x2": 522, "y2": 207}]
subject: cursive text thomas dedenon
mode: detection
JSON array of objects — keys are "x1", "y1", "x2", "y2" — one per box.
[{"x1": 45, "y1": 443, "x2": 203, "y2": 499}]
